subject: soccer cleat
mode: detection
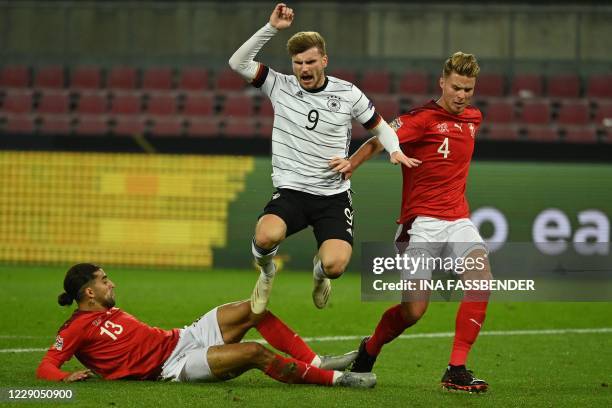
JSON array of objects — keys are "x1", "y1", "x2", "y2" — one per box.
[
  {"x1": 334, "y1": 372, "x2": 377, "y2": 389},
  {"x1": 350, "y1": 337, "x2": 378, "y2": 373},
  {"x1": 312, "y1": 255, "x2": 331, "y2": 309},
  {"x1": 440, "y1": 365, "x2": 488, "y2": 393},
  {"x1": 319, "y1": 350, "x2": 358, "y2": 371},
  {"x1": 250, "y1": 263, "x2": 276, "y2": 314}
]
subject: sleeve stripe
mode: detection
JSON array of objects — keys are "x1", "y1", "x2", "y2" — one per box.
[
  {"x1": 363, "y1": 112, "x2": 382, "y2": 130},
  {"x1": 251, "y1": 64, "x2": 269, "y2": 88}
]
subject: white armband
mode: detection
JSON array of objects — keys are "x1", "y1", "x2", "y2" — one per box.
[{"x1": 228, "y1": 23, "x2": 278, "y2": 81}]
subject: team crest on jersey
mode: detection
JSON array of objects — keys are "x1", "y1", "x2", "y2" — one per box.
[
  {"x1": 436, "y1": 122, "x2": 450, "y2": 133},
  {"x1": 389, "y1": 117, "x2": 403, "y2": 131},
  {"x1": 468, "y1": 123, "x2": 476, "y2": 138},
  {"x1": 53, "y1": 335, "x2": 64, "y2": 351},
  {"x1": 327, "y1": 95, "x2": 342, "y2": 112}
]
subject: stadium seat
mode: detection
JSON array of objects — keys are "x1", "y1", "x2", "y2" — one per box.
[
  {"x1": 520, "y1": 99, "x2": 551, "y2": 124},
  {"x1": 221, "y1": 94, "x2": 254, "y2": 117},
  {"x1": 76, "y1": 91, "x2": 108, "y2": 114},
  {"x1": 1, "y1": 90, "x2": 33, "y2": 114},
  {"x1": 223, "y1": 118, "x2": 258, "y2": 138},
  {"x1": 547, "y1": 74, "x2": 580, "y2": 98},
  {"x1": 74, "y1": 114, "x2": 109, "y2": 136},
  {"x1": 328, "y1": 69, "x2": 357, "y2": 84},
  {"x1": 110, "y1": 92, "x2": 143, "y2": 115},
  {"x1": 142, "y1": 67, "x2": 174, "y2": 91},
  {"x1": 556, "y1": 100, "x2": 590, "y2": 125},
  {"x1": 185, "y1": 117, "x2": 222, "y2": 138},
  {"x1": 3, "y1": 114, "x2": 36, "y2": 134},
  {"x1": 372, "y1": 95, "x2": 400, "y2": 120},
  {"x1": 178, "y1": 68, "x2": 209, "y2": 91},
  {"x1": 37, "y1": 91, "x2": 70, "y2": 114},
  {"x1": 34, "y1": 65, "x2": 65, "y2": 89},
  {"x1": 258, "y1": 118, "x2": 273, "y2": 138},
  {"x1": 38, "y1": 114, "x2": 73, "y2": 135},
  {"x1": 476, "y1": 73, "x2": 505, "y2": 97},
  {"x1": 107, "y1": 66, "x2": 138, "y2": 90},
  {"x1": 360, "y1": 70, "x2": 392, "y2": 94},
  {"x1": 524, "y1": 124, "x2": 560, "y2": 142},
  {"x1": 112, "y1": 115, "x2": 146, "y2": 136},
  {"x1": 215, "y1": 68, "x2": 245, "y2": 91},
  {"x1": 485, "y1": 99, "x2": 516, "y2": 124},
  {"x1": 146, "y1": 93, "x2": 177, "y2": 115},
  {"x1": 398, "y1": 71, "x2": 430, "y2": 95},
  {"x1": 586, "y1": 74, "x2": 612, "y2": 99},
  {"x1": 351, "y1": 122, "x2": 370, "y2": 141},
  {"x1": 561, "y1": 125, "x2": 599, "y2": 144},
  {"x1": 70, "y1": 66, "x2": 102, "y2": 90},
  {"x1": 259, "y1": 98, "x2": 274, "y2": 118},
  {"x1": 149, "y1": 116, "x2": 184, "y2": 137},
  {"x1": 482, "y1": 124, "x2": 521, "y2": 141},
  {"x1": 601, "y1": 127, "x2": 612, "y2": 144},
  {"x1": 511, "y1": 73, "x2": 543, "y2": 98},
  {"x1": 594, "y1": 101, "x2": 612, "y2": 126},
  {"x1": 182, "y1": 93, "x2": 215, "y2": 117},
  {"x1": 0, "y1": 65, "x2": 30, "y2": 88}
]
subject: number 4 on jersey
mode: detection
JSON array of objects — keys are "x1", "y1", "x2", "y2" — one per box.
[{"x1": 437, "y1": 137, "x2": 450, "y2": 158}]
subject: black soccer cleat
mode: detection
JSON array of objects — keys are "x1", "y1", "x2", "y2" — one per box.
[
  {"x1": 350, "y1": 337, "x2": 378, "y2": 373},
  {"x1": 441, "y1": 365, "x2": 488, "y2": 393}
]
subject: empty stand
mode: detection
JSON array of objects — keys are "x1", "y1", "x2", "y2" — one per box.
[
  {"x1": 476, "y1": 73, "x2": 504, "y2": 97},
  {"x1": 108, "y1": 66, "x2": 138, "y2": 90},
  {"x1": 110, "y1": 92, "x2": 143, "y2": 115},
  {"x1": 524, "y1": 124, "x2": 560, "y2": 142},
  {"x1": 76, "y1": 91, "x2": 108, "y2": 114},
  {"x1": 399, "y1": 71, "x2": 429, "y2": 95},
  {"x1": 34, "y1": 66, "x2": 65, "y2": 89},
  {"x1": 557, "y1": 100, "x2": 590, "y2": 125},
  {"x1": 0, "y1": 65, "x2": 30, "y2": 88},
  {"x1": 586, "y1": 74, "x2": 612, "y2": 99},
  {"x1": 360, "y1": 70, "x2": 392, "y2": 94},
  {"x1": 486, "y1": 99, "x2": 515, "y2": 124},
  {"x1": 562, "y1": 125, "x2": 598, "y2": 144},
  {"x1": 112, "y1": 115, "x2": 146, "y2": 136},
  {"x1": 186, "y1": 117, "x2": 222, "y2": 138},
  {"x1": 38, "y1": 114, "x2": 72, "y2": 135},
  {"x1": 149, "y1": 117, "x2": 184, "y2": 137},
  {"x1": 179, "y1": 68, "x2": 209, "y2": 91},
  {"x1": 328, "y1": 69, "x2": 357, "y2": 84},
  {"x1": 146, "y1": 93, "x2": 177, "y2": 115},
  {"x1": 482, "y1": 124, "x2": 521, "y2": 141},
  {"x1": 182, "y1": 93, "x2": 215, "y2": 116},
  {"x1": 511, "y1": 73, "x2": 543, "y2": 98},
  {"x1": 258, "y1": 118, "x2": 273, "y2": 138},
  {"x1": 547, "y1": 74, "x2": 580, "y2": 98},
  {"x1": 372, "y1": 95, "x2": 400, "y2": 120},
  {"x1": 37, "y1": 91, "x2": 70, "y2": 114},
  {"x1": 594, "y1": 101, "x2": 612, "y2": 126},
  {"x1": 1, "y1": 90, "x2": 33, "y2": 114},
  {"x1": 71, "y1": 66, "x2": 102, "y2": 90},
  {"x1": 74, "y1": 115, "x2": 109, "y2": 136},
  {"x1": 221, "y1": 94, "x2": 254, "y2": 117},
  {"x1": 223, "y1": 118, "x2": 257, "y2": 138},
  {"x1": 520, "y1": 100, "x2": 551, "y2": 124},
  {"x1": 215, "y1": 68, "x2": 245, "y2": 91},
  {"x1": 142, "y1": 67, "x2": 173, "y2": 91},
  {"x1": 258, "y1": 98, "x2": 274, "y2": 118}
]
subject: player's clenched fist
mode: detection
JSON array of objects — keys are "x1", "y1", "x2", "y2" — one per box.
[{"x1": 269, "y1": 3, "x2": 294, "y2": 30}]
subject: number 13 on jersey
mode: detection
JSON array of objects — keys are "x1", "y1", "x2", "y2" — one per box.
[{"x1": 437, "y1": 137, "x2": 450, "y2": 158}]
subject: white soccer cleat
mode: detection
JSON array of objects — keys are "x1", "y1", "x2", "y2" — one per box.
[
  {"x1": 312, "y1": 255, "x2": 331, "y2": 309},
  {"x1": 250, "y1": 263, "x2": 276, "y2": 314}
]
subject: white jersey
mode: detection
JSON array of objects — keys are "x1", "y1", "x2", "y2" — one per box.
[{"x1": 254, "y1": 66, "x2": 377, "y2": 196}]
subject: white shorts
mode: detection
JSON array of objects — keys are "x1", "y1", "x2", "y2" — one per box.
[
  {"x1": 396, "y1": 216, "x2": 488, "y2": 280},
  {"x1": 160, "y1": 307, "x2": 225, "y2": 382}
]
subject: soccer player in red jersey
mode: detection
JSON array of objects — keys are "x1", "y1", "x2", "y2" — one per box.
[
  {"x1": 336, "y1": 52, "x2": 492, "y2": 393},
  {"x1": 37, "y1": 263, "x2": 375, "y2": 388}
]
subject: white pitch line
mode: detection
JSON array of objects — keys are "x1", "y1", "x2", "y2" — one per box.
[{"x1": 1, "y1": 327, "x2": 610, "y2": 354}]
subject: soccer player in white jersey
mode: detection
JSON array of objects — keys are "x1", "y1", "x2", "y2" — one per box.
[{"x1": 229, "y1": 3, "x2": 421, "y2": 314}]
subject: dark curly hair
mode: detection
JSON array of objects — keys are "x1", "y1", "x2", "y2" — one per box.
[{"x1": 57, "y1": 263, "x2": 101, "y2": 306}]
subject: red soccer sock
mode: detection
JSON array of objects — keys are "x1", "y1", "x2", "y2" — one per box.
[
  {"x1": 256, "y1": 312, "x2": 317, "y2": 363},
  {"x1": 449, "y1": 299, "x2": 488, "y2": 366},
  {"x1": 365, "y1": 304, "x2": 413, "y2": 356},
  {"x1": 264, "y1": 354, "x2": 334, "y2": 386}
]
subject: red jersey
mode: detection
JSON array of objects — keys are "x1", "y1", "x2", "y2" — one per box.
[
  {"x1": 37, "y1": 308, "x2": 179, "y2": 381},
  {"x1": 392, "y1": 100, "x2": 482, "y2": 223}
]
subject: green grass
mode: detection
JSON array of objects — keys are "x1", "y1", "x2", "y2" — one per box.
[{"x1": 1, "y1": 265, "x2": 611, "y2": 407}]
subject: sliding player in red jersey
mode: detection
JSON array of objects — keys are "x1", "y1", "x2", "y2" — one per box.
[
  {"x1": 335, "y1": 52, "x2": 492, "y2": 393},
  {"x1": 37, "y1": 263, "x2": 374, "y2": 388}
]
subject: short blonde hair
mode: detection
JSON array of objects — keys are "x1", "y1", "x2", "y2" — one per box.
[
  {"x1": 442, "y1": 51, "x2": 480, "y2": 78},
  {"x1": 287, "y1": 31, "x2": 327, "y2": 56}
]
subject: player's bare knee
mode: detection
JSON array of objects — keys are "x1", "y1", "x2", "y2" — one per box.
[
  {"x1": 254, "y1": 228, "x2": 283, "y2": 249},
  {"x1": 244, "y1": 342, "x2": 272, "y2": 367},
  {"x1": 321, "y1": 259, "x2": 347, "y2": 279}
]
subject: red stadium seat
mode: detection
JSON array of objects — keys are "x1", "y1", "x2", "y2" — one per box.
[
  {"x1": 329, "y1": 69, "x2": 358, "y2": 84},
  {"x1": 107, "y1": 66, "x2": 138, "y2": 90},
  {"x1": 557, "y1": 100, "x2": 590, "y2": 125},
  {"x1": 601, "y1": 127, "x2": 612, "y2": 144},
  {"x1": 360, "y1": 70, "x2": 392, "y2": 95},
  {"x1": 373, "y1": 95, "x2": 400, "y2": 120},
  {"x1": 70, "y1": 66, "x2": 102, "y2": 90},
  {"x1": 3, "y1": 114, "x2": 36, "y2": 134},
  {"x1": 351, "y1": 122, "x2": 370, "y2": 141},
  {"x1": 221, "y1": 94, "x2": 254, "y2": 117},
  {"x1": 178, "y1": 68, "x2": 209, "y2": 91},
  {"x1": 110, "y1": 92, "x2": 143, "y2": 115},
  {"x1": 594, "y1": 101, "x2": 612, "y2": 126},
  {"x1": 142, "y1": 67, "x2": 173, "y2": 91},
  {"x1": 561, "y1": 125, "x2": 599, "y2": 144},
  {"x1": 38, "y1": 114, "x2": 73, "y2": 135},
  {"x1": 259, "y1": 98, "x2": 274, "y2": 118},
  {"x1": 0, "y1": 65, "x2": 30, "y2": 88},
  {"x1": 223, "y1": 118, "x2": 258, "y2": 138},
  {"x1": 586, "y1": 74, "x2": 612, "y2": 99},
  {"x1": 1, "y1": 90, "x2": 33, "y2": 114},
  {"x1": 485, "y1": 99, "x2": 516, "y2": 124},
  {"x1": 186, "y1": 117, "x2": 222, "y2": 138},
  {"x1": 149, "y1": 116, "x2": 184, "y2": 137},
  {"x1": 258, "y1": 118, "x2": 273, "y2": 138},
  {"x1": 476, "y1": 73, "x2": 504, "y2": 97},
  {"x1": 76, "y1": 91, "x2": 108, "y2": 114},
  {"x1": 511, "y1": 73, "x2": 543, "y2": 98},
  {"x1": 74, "y1": 115, "x2": 109, "y2": 136},
  {"x1": 112, "y1": 115, "x2": 146, "y2": 136},
  {"x1": 182, "y1": 93, "x2": 215, "y2": 117},
  {"x1": 547, "y1": 74, "x2": 580, "y2": 98},
  {"x1": 215, "y1": 68, "x2": 245, "y2": 91},
  {"x1": 37, "y1": 91, "x2": 70, "y2": 114},
  {"x1": 146, "y1": 93, "x2": 177, "y2": 115},
  {"x1": 520, "y1": 100, "x2": 551, "y2": 124},
  {"x1": 524, "y1": 124, "x2": 560, "y2": 142},
  {"x1": 482, "y1": 124, "x2": 521, "y2": 141},
  {"x1": 399, "y1": 71, "x2": 430, "y2": 95},
  {"x1": 34, "y1": 65, "x2": 65, "y2": 89}
]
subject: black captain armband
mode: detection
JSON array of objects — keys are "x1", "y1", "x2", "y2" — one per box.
[
  {"x1": 251, "y1": 64, "x2": 269, "y2": 88},
  {"x1": 363, "y1": 112, "x2": 383, "y2": 130}
]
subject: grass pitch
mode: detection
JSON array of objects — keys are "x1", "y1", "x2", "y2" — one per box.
[{"x1": 1, "y1": 265, "x2": 611, "y2": 407}]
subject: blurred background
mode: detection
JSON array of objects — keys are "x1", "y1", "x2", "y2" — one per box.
[{"x1": 0, "y1": 1, "x2": 610, "y2": 271}]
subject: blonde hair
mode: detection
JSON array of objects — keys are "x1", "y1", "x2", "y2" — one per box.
[
  {"x1": 442, "y1": 51, "x2": 480, "y2": 78},
  {"x1": 287, "y1": 31, "x2": 327, "y2": 56}
]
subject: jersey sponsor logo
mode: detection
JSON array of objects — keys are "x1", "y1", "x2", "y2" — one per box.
[
  {"x1": 346, "y1": 227, "x2": 353, "y2": 237},
  {"x1": 389, "y1": 117, "x2": 403, "y2": 131},
  {"x1": 327, "y1": 95, "x2": 342, "y2": 112},
  {"x1": 272, "y1": 192, "x2": 281, "y2": 200},
  {"x1": 436, "y1": 122, "x2": 449, "y2": 133},
  {"x1": 468, "y1": 123, "x2": 476, "y2": 138},
  {"x1": 53, "y1": 335, "x2": 64, "y2": 351},
  {"x1": 295, "y1": 90, "x2": 304, "y2": 98}
]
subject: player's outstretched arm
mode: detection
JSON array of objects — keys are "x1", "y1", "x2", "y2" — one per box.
[
  {"x1": 370, "y1": 120, "x2": 421, "y2": 168},
  {"x1": 228, "y1": 4, "x2": 294, "y2": 82}
]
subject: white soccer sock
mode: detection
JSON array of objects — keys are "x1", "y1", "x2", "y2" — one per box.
[
  {"x1": 309, "y1": 354, "x2": 322, "y2": 368},
  {"x1": 313, "y1": 259, "x2": 327, "y2": 281},
  {"x1": 332, "y1": 371, "x2": 342, "y2": 384}
]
